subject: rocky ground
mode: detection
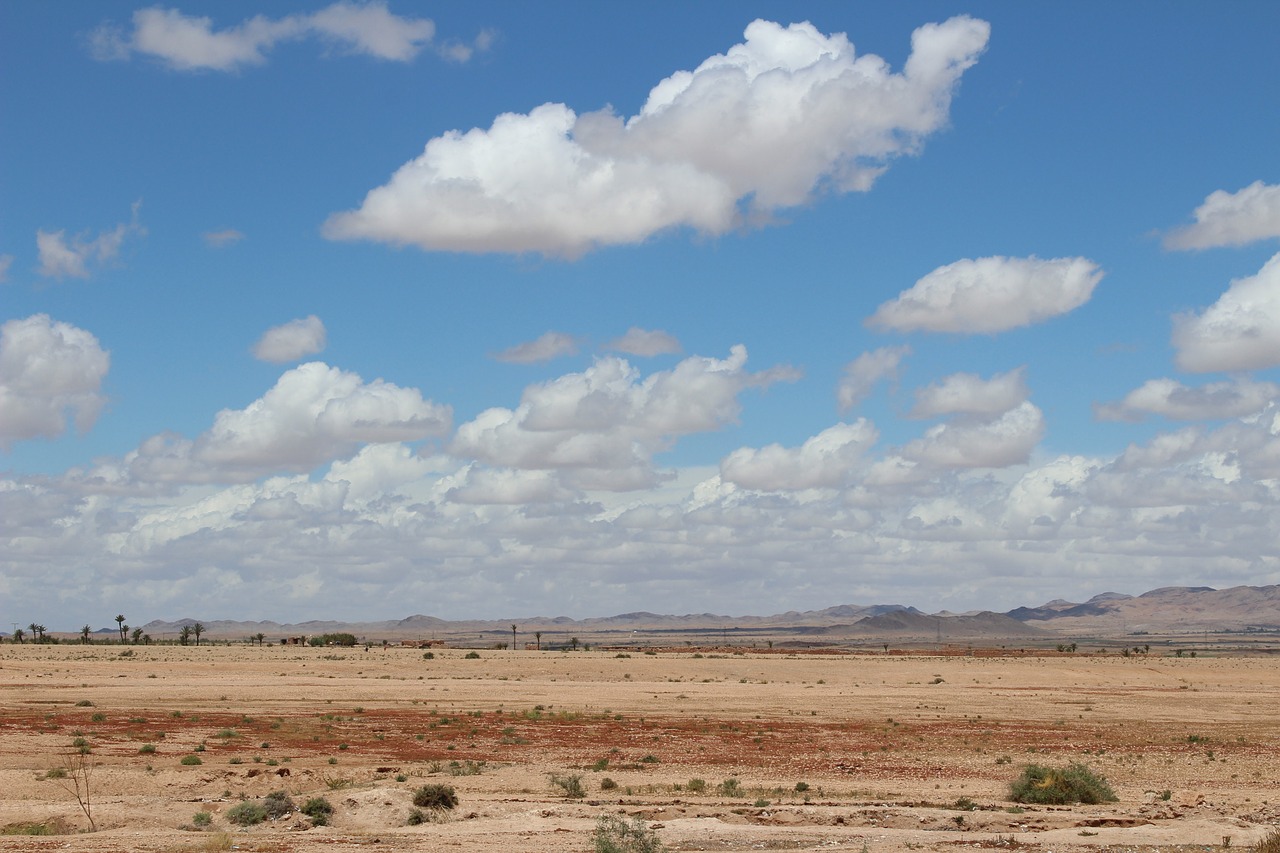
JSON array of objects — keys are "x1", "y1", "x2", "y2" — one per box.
[{"x1": 0, "y1": 643, "x2": 1276, "y2": 852}]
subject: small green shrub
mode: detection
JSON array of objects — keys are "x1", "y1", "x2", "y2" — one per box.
[
  {"x1": 794, "y1": 781, "x2": 809, "y2": 792},
  {"x1": 717, "y1": 777, "x2": 743, "y2": 797},
  {"x1": 464, "y1": 651, "x2": 481, "y2": 659},
  {"x1": 593, "y1": 814, "x2": 666, "y2": 853},
  {"x1": 600, "y1": 777, "x2": 618, "y2": 790},
  {"x1": 192, "y1": 811, "x2": 212, "y2": 828},
  {"x1": 685, "y1": 778, "x2": 707, "y2": 793},
  {"x1": 180, "y1": 755, "x2": 203, "y2": 765},
  {"x1": 955, "y1": 796, "x2": 977, "y2": 811},
  {"x1": 1009, "y1": 763, "x2": 1117, "y2": 805},
  {"x1": 301, "y1": 797, "x2": 333, "y2": 826},
  {"x1": 406, "y1": 807, "x2": 426, "y2": 826},
  {"x1": 226, "y1": 801, "x2": 267, "y2": 826},
  {"x1": 412, "y1": 784, "x2": 458, "y2": 810},
  {"x1": 42, "y1": 767, "x2": 68, "y2": 780},
  {"x1": 139, "y1": 743, "x2": 157, "y2": 754},
  {"x1": 75, "y1": 700, "x2": 94, "y2": 707},
  {"x1": 422, "y1": 651, "x2": 434, "y2": 659},
  {"x1": 550, "y1": 773, "x2": 586, "y2": 799}
]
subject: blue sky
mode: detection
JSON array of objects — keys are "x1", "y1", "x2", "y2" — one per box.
[{"x1": 3, "y1": 2, "x2": 1280, "y2": 630}]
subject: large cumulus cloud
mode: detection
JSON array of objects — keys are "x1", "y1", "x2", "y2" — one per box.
[
  {"x1": 1173, "y1": 253, "x2": 1280, "y2": 373},
  {"x1": 323, "y1": 16, "x2": 989, "y2": 256},
  {"x1": 0, "y1": 315, "x2": 110, "y2": 449}
]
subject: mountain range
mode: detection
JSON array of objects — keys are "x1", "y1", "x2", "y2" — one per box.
[{"x1": 117, "y1": 584, "x2": 1280, "y2": 642}]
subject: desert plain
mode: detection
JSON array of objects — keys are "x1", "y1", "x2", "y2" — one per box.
[{"x1": 1, "y1": 641, "x2": 1277, "y2": 852}]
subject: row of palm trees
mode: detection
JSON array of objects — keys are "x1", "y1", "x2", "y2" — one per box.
[{"x1": 12, "y1": 615, "x2": 206, "y2": 645}]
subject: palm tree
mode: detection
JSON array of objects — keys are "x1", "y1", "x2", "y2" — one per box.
[
  {"x1": 193, "y1": 622, "x2": 204, "y2": 646},
  {"x1": 81, "y1": 625, "x2": 92, "y2": 644},
  {"x1": 115, "y1": 614, "x2": 126, "y2": 643},
  {"x1": 255, "y1": 632, "x2": 265, "y2": 646},
  {"x1": 29, "y1": 622, "x2": 40, "y2": 643},
  {"x1": 179, "y1": 625, "x2": 191, "y2": 646},
  {"x1": 535, "y1": 631, "x2": 542, "y2": 651},
  {"x1": 511, "y1": 624, "x2": 517, "y2": 650},
  {"x1": 570, "y1": 636, "x2": 579, "y2": 651},
  {"x1": 13, "y1": 628, "x2": 24, "y2": 644},
  {"x1": 142, "y1": 633, "x2": 152, "y2": 646},
  {"x1": 131, "y1": 627, "x2": 143, "y2": 645}
]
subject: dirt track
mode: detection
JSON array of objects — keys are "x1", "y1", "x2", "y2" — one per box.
[{"x1": 1, "y1": 644, "x2": 1276, "y2": 851}]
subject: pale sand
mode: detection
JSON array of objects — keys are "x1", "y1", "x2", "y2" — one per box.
[{"x1": 1, "y1": 644, "x2": 1276, "y2": 851}]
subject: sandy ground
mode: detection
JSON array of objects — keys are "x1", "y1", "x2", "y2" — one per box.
[{"x1": 0, "y1": 643, "x2": 1276, "y2": 852}]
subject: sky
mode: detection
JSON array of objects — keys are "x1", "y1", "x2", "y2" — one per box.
[{"x1": 3, "y1": 2, "x2": 1280, "y2": 631}]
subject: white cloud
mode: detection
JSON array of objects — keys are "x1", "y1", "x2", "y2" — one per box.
[
  {"x1": 203, "y1": 229, "x2": 244, "y2": 247},
  {"x1": 323, "y1": 16, "x2": 989, "y2": 256},
  {"x1": 90, "y1": 2, "x2": 450, "y2": 72},
  {"x1": 0, "y1": 254, "x2": 12, "y2": 282},
  {"x1": 868, "y1": 256, "x2": 1102, "y2": 334},
  {"x1": 126, "y1": 362, "x2": 451, "y2": 483},
  {"x1": 493, "y1": 331, "x2": 579, "y2": 364},
  {"x1": 1096, "y1": 377, "x2": 1280, "y2": 422},
  {"x1": 37, "y1": 203, "x2": 145, "y2": 280},
  {"x1": 252, "y1": 316, "x2": 328, "y2": 363},
  {"x1": 446, "y1": 467, "x2": 577, "y2": 505},
  {"x1": 1173, "y1": 252, "x2": 1280, "y2": 372},
  {"x1": 720, "y1": 420, "x2": 878, "y2": 491},
  {"x1": 452, "y1": 346, "x2": 797, "y2": 490},
  {"x1": 1164, "y1": 181, "x2": 1280, "y2": 250},
  {"x1": 0, "y1": 315, "x2": 110, "y2": 449},
  {"x1": 605, "y1": 327, "x2": 682, "y2": 357},
  {"x1": 836, "y1": 346, "x2": 910, "y2": 411},
  {"x1": 909, "y1": 368, "x2": 1028, "y2": 418},
  {"x1": 902, "y1": 401, "x2": 1046, "y2": 469}
]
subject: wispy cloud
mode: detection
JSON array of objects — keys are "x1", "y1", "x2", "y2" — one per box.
[
  {"x1": 604, "y1": 327, "x2": 681, "y2": 357},
  {"x1": 37, "y1": 202, "x2": 145, "y2": 280},
  {"x1": 89, "y1": 2, "x2": 486, "y2": 72},
  {"x1": 203, "y1": 228, "x2": 244, "y2": 248},
  {"x1": 493, "y1": 331, "x2": 579, "y2": 364}
]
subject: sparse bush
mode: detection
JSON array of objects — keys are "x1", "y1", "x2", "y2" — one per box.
[
  {"x1": 955, "y1": 796, "x2": 977, "y2": 811},
  {"x1": 262, "y1": 791, "x2": 295, "y2": 819},
  {"x1": 412, "y1": 784, "x2": 458, "y2": 810},
  {"x1": 192, "y1": 811, "x2": 212, "y2": 828},
  {"x1": 406, "y1": 808, "x2": 427, "y2": 826},
  {"x1": 593, "y1": 814, "x2": 667, "y2": 853},
  {"x1": 1255, "y1": 827, "x2": 1280, "y2": 853},
  {"x1": 686, "y1": 778, "x2": 707, "y2": 793},
  {"x1": 139, "y1": 743, "x2": 157, "y2": 754},
  {"x1": 717, "y1": 777, "x2": 743, "y2": 797},
  {"x1": 225, "y1": 801, "x2": 267, "y2": 826},
  {"x1": 301, "y1": 797, "x2": 333, "y2": 826},
  {"x1": 180, "y1": 755, "x2": 203, "y2": 766},
  {"x1": 464, "y1": 651, "x2": 481, "y2": 659},
  {"x1": 43, "y1": 767, "x2": 68, "y2": 779},
  {"x1": 550, "y1": 772, "x2": 586, "y2": 799},
  {"x1": 794, "y1": 781, "x2": 809, "y2": 792},
  {"x1": 601, "y1": 777, "x2": 618, "y2": 791},
  {"x1": 1009, "y1": 763, "x2": 1117, "y2": 805}
]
